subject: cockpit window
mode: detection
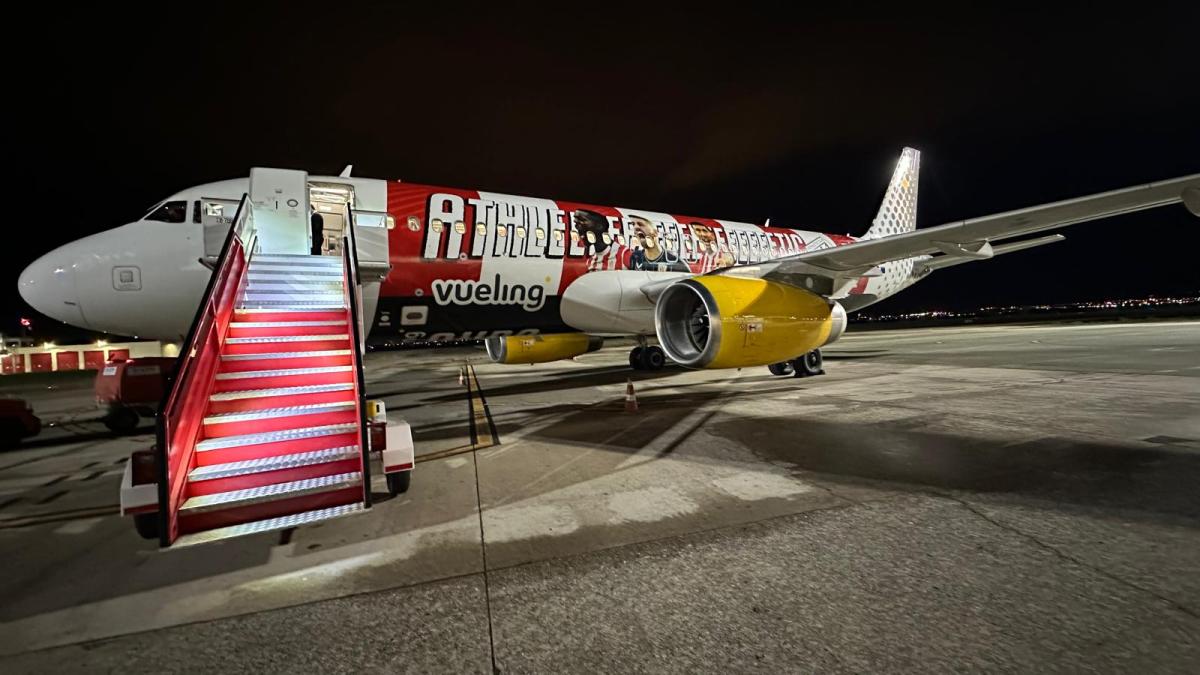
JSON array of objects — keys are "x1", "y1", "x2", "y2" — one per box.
[{"x1": 145, "y1": 200, "x2": 188, "y2": 223}]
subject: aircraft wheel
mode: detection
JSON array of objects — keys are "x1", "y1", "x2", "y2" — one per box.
[
  {"x1": 767, "y1": 362, "x2": 795, "y2": 376},
  {"x1": 642, "y1": 346, "x2": 666, "y2": 371},
  {"x1": 629, "y1": 346, "x2": 645, "y2": 370},
  {"x1": 792, "y1": 349, "x2": 824, "y2": 377}
]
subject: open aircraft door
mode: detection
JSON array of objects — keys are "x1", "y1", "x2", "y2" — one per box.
[
  {"x1": 249, "y1": 167, "x2": 310, "y2": 254},
  {"x1": 200, "y1": 197, "x2": 242, "y2": 265}
]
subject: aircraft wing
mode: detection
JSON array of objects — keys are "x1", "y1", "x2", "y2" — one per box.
[
  {"x1": 721, "y1": 174, "x2": 1199, "y2": 289},
  {"x1": 911, "y1": 234, "x2": 1065, "y2": 274}
]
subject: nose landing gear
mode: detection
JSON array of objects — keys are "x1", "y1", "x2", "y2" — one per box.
[{"x1": 768, "y1": 349, "x2": 824, "y2": 377}]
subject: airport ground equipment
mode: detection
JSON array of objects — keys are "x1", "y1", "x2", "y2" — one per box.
[
  {"x1": 120, "y1": 168, "x2": 404, "y2": 546},
  {"x1": 93, "y1": 356, "x2": 175, "y2": 432},
  {"x1": 0, "y1": 398, "x2": 41, "y2": 447}
]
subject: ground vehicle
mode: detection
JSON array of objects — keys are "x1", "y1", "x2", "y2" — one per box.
[
  {"x1": 0, "y1": 398, "x2": 41, "y2": 448},
  {"x1": 94, "y1": 357, "x2": 175, "y2": 433}
]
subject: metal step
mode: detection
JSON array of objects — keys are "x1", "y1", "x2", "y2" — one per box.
[
  {"x1": 188, "y1": 445, "x2": 360, "y2": 482},
  {"x1": 225, "y1": 334, "x2": 351, "y2": 345},
  {"x1": 222, "y1": 349, "x2": 352, "y2": 362},
  {"x1": 213, "y1": 365, "x2": 353, "y2": 382},
  {"x1": 229, "y1": 319, "x2": 347, "y2": 328},
  {"x1": 243, "y1": 292, "x2": 345, "y2": 303},
  {"x1": 179, "y1": 471, "x2": 362, "y2": 513},
  {"x1": 238, "y1": 301, "x2": 346, "y2": 310},
  {"x1": 204, "y1": 401, "x2": 356, "y2": 426},
  {"x1": 245, "y1": 282, "x2": 344, "y2": 292},
  {"x1": 249, "y1": 264, "x2": 342, "y2": 275},
  {"x1": 253, "y1": 254, "x2": 342, "y2": 265},
  {"x1": 246, "y1": 271, "x2": 343, "y2": 282},
  {"x1": 245, "y1": 287, "x2": 344, "y2": 295},
  {"x1": 195, "y1": 422, "x2": 359, "y2": 451},
  {"x1": 173, "y1": 502, "x2": 366, "y2": 547},
  {"x1": 209, "y1": 382, "x2": 354, "y2": 402}
]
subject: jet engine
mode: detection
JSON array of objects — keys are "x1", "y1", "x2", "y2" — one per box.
[
  {"x1": 654, "y1": 276, "x2": 846, "y2": 369},
  {"x1": 485, "y1": 333, "x2": 604, "y2": 365}
]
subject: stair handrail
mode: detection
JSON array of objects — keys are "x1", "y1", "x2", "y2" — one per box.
[
  {"x1": 155, "y1": 194, "x2": 257, "y2": 545},
  {"x1": 342, "y1": 205, "x2": 372, "y2": 507}
]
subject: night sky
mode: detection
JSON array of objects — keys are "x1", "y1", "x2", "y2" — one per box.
[{"x1": 9, "y1": 4, "x2": 1199, "y2": 339}]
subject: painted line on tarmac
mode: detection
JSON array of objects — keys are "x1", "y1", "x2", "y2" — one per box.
[{"x1": 464, "y1": 364, "x2": 500, "y2": 450}]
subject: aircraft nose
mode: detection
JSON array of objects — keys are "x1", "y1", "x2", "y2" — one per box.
[{"x1": 18, "y1": 247, "x2": 88, "y2": 328}]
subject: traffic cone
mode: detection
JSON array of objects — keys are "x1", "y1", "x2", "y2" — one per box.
[{"x1": 624, "y1": 378, "x2": 639, "y2": 413}]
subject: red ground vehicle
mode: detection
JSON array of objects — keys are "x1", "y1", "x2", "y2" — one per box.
[
  {"x1": 94, "y1": 357, "x2": 176, "y2": 433},
  {"x1": 0, "y1": 398, "x2": 41, "y2": 448}
]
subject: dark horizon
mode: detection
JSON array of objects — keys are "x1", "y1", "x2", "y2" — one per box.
[{"x1": 9, "y1": 4, "x2": 1199, "y2": 341}]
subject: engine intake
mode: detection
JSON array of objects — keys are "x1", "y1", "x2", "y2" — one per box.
[
  {"x1": 485, "y1": 333, "x2": 603, "y2": 365},
  {"x1": 655, "y1": 276, "x2": 845, "y2": 369}
]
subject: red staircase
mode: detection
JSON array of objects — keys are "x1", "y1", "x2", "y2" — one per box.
[{"x1": 156, "y1": 199, "x2": 371, "y2": 546}]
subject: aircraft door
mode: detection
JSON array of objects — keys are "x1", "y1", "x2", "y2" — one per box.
[
  {"x1": 249, "y1": 167, "x2": 310, "y2": 254},
  {"x1": 200, "y1": 197, "x2": 242, "y2": 264}
]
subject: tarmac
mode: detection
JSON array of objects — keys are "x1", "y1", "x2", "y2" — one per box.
[{"x1": 0, "y1": 320, "x2": 1197, "y2": 673}]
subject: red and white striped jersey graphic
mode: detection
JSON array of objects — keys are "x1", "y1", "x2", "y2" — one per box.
[{"x1": 587, "y1": 244, "x2": 632, "y2": 271}]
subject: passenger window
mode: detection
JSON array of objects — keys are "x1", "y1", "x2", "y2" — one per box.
[
  {"x1": 407, "y1": 216, "x2": 420, "y2": 232},
  {"x1": 454, "y1": 221, "x2": 466, "y2": 234},
  {"x1": 516, "y1": 226, "x2": 526, "y2": 238},
  {"x1": 431, "y1": 219, "x2": 444, "y2": 233},
  {"x1": 535, "y1": 227, "x2": 546, "y2": 239},
  {"x1": 476, "y1": 223, "x2": 487, "y2": 236},
  {"x1": 145, "y1": 200, "x2": 187, "y2": 223},
  {"x1": 586, "y1": 232, "x2": 596, "y2": 244},
  {"x1": 497, "y1": 225, "x2": 508, "y2": 237},
  {"x1": 601, "y1": 233, "x2": 612, "y2": 245},
  {"x1": 554, "y1": 230, "x2": 564, "y2": 242}
]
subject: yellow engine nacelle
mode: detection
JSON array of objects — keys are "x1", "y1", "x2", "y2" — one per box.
[
  {"x1": 485, "y1": 333, "x2": 604, "y2": 365},
  {"x1": 655, "y1": 276, "x2": 846, "y2": 369}
]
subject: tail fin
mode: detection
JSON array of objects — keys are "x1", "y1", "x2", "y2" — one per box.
[{"x1": 863, "y1": 147, "x2": 920, "y2": 240}]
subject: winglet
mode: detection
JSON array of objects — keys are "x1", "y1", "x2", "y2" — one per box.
[{"x1": 339, "y1": 165, "x2": 353, "y2": 178}]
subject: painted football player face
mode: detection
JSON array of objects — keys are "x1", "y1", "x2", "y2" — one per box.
[
  {"x1": 629, "y1": 216, "x2": 660, "y2": 250},
  {"x1": 573, "y1": 210, "x2": 610, "y2": 250}
]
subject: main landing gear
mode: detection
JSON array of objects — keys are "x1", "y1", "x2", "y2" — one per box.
[
  {"x1": 768, "y1": 349, "x2": 824, "y2": 378},
  {"x1": 629, "y1": 345, "x2": 666, "y2": 371}
]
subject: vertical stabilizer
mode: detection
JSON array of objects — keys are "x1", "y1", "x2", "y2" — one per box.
[{"x1": 863, "y1": 147, "x2": 920, "y2": 239}]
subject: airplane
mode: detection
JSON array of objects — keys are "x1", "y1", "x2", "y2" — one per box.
[{"x1": 18, "y1": 149, "x2": 1200, "y2": 377}]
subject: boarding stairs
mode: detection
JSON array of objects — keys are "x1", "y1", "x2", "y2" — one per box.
[{"x1": 154, "y1": 177, "x2": 375, "y2": 546}]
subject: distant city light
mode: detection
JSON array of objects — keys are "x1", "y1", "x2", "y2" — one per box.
[{"x1": 853, "y1": 294, "x2": 1199, "y2": 323}]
